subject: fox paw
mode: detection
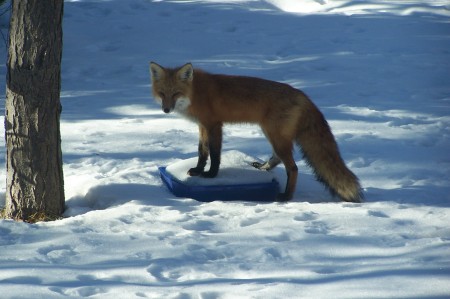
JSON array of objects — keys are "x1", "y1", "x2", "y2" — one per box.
[
  {"x1": 251, "y1": 161, "x2": 273, "y2": 171},
  {"x1": 251, "y1": 161, "x2": 265, "y2": 169},
  {"x1": 276, "y1": 193, "x2": 292, "y2": 202},
  {"x1": 187, "y1": 167, "x2": 203, "y2": 176},
  {"x1": 200, "y1": 170, "x2": 218, "y2": 178}
]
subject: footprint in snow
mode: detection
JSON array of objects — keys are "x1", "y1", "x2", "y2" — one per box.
[
  {"x1": 200, "y1": 292, "x2": 221, "y2": 299},
  {"x1": 263, "y1": 247, "x2": 283, "y2": 260},
  {"x1": 37, "y1": 244, "x2": 77, "y2": 263},
  {"x1": 267, "y1": 232, "x2": 291, "y2": 242},
  {"x1": 182, "y1": 220, "x2": 216, "y2": 232},
  {"x1": 0, "y1": 227, "x2": 18, "y2": 245},
  {"x1": 368, "y1": 210, "x2": 389, "y2": 218},
  {"x1": 50, "y1": 283, "x2": 107, "y2": 298},
  {"x1": 202, "y1": 209, "x2": 220, "y2": 217},
  {"x1": 76, "y1": 286, "x2": 107, "y2": 298},
  {"x1": 314, "y1": 267, "x2": 338, "y2": 274},
  {"x1": 294, "y1": 212, "x2": 318, "y2": 222},
  {"x1": 305, "y1": 221, "x2": 330, "y2": 235},
  {"x1": 240, "y1": 218, "x2": 260, "y2": 227},
  {"x1": 147, "y1": 264, "x2": 173, "y2": 282}
]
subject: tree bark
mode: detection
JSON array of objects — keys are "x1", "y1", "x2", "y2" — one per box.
[{"x1": 5, "y1": 0, "x2": 65, "y2": 221}]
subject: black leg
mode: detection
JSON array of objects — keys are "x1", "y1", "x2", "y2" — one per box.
[
  {"x1": 188, "y1": 125, "x2": 209, "y2": 176},
  {"x1": 201, "y1": 123, "x2": 222, "y2": 178}
]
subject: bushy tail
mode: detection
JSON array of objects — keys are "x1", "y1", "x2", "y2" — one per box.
[{"x1": 296, "y1": 101, "x2": 363, "y2": 202}]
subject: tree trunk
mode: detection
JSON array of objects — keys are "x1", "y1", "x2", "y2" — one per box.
[{"x1": 5, "y1": 0, "x2": 65, "y2": 221}]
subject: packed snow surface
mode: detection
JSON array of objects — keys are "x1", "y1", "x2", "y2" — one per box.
[
  {"x1": 166, "y1": 151, "x2": 280, "y2": 186},
  {"x1": 0, "y1": 0, "x2": 449, "y2": 298}
]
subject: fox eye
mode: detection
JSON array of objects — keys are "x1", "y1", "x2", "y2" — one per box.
[
  {"x1": 158, "y1": 92, "x2": 166, "y2": 99},
  {"x1": 173, "y1": 92, "x2": 182, "y2": 98}
]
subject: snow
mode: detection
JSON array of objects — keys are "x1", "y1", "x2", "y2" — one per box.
[
  {"x1": 166, "y1": 151, "x2": 280, "y2": 186},
  {"x1": 1, "y1": 0, "x2": 450, "y2": 298}
]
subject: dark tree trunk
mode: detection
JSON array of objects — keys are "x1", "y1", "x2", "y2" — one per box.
[{"x1": 5, "y1": 0, "x2": 65, "y2": 221}]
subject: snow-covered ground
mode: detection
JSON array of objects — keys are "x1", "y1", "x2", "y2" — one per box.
[{"x1": 1, "y1": 0, "x2": 450, "y2": 298}]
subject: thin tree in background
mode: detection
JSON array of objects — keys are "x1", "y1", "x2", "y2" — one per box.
[{"x1": 4, "y1": 0, "x2": 65, "y2": 222}]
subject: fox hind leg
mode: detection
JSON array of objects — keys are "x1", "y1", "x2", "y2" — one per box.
[
  {"x1": 261, "y1": 127, "x2": 298, "y2": 201},
  {"x1": 252, "y1": 127, "x2": 283, "y2": 171},
  {"x1": 275, "y1": 152, "x2": 298, "y2": 202}
]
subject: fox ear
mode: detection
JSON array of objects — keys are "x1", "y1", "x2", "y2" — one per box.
[
  {"x1": 150, "y1": 62, "x2": 164, "y2": 82},
  {"x1": 178, "y1": 63, "x2": 194, "y2": 82}
]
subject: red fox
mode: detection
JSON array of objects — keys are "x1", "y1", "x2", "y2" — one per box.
[{"x1": 150, "y1": 62, "x2": 363, "y2": 202}]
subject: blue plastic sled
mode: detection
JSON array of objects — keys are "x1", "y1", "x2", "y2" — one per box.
[{"x1": 159, "y1": 166, "x2": 280, "y2": 202}]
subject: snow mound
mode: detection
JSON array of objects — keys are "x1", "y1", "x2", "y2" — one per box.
[{"x1": 166, "y1": 150, "x2": 279, "y2": 186}]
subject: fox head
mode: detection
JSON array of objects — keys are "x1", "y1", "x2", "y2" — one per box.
[{"x1": 150, "y1": 62, "x2": 193, "y2": 114}]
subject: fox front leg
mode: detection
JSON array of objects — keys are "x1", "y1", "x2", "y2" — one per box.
[
  {"x1": 188, "y1": 125, "x2": 209, "y2": 176},
  {"x1": 188, "y1": 123, "x2": 222, "y2": 178},
  {"x1": 200, "y1": 123, "x2": 222, "y2": 178}
]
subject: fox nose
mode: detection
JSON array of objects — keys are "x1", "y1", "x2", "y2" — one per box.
[{"x1": 163, "y1": 107, "x2": 170, "y2": 113}]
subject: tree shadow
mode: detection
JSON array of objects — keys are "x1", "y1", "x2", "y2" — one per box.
[
  {"x1": 364, "y1": 185, "x2": 450, "y2": 208},
  {"x1": 64, "y1": 183, "x2": 198, "y2": 217}
]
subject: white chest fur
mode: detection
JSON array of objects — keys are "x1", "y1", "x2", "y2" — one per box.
[{"x1": 174, "y1": 96, "x2": 191, "y2": 113}]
